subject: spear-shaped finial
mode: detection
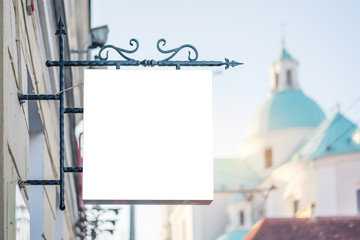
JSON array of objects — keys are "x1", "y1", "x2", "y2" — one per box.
[
  {"x1": 224, "y1": 58, "x2": 243, "y2": 70},
  {"x1": 58, "y1": 16, "x2": 64, "y2": 28},
  {"x1": 56, "y1": 16, "x2": 67, "y2": 35}
]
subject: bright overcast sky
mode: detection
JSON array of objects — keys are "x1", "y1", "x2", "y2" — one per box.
[{"x1": 91, "y1": 0, "x2": 360, "y2": 239}]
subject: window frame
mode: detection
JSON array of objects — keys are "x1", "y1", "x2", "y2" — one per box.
[{"x1": 265, "y1": 148, "x2": 272, "y2": 168}]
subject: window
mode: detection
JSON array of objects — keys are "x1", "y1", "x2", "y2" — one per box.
[
  {"x1": 293, "y1": 200, "x2": 299, "y2": 216},
  {"x1": 275, "y1": 73, "x2": 279, "y2": 88},
  {"x1": 287, "y1": 70, "x2": 292, "y2": 86},
  {"x1": 357, "y1": 189, "x2": 360, "y2": 214},
  {"x1": 239, "y1": 210, "x2": 244, "y2": 226},
  {"x1": 27, "y1": 69, "x2": 46, "y2": 239},
  {"x1": 265, "y1": 148, "x2": 272, "y2": 168}
]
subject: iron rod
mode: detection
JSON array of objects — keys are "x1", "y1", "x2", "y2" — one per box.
[
  {"x1": 64, "y1": 108, "x2": 83, "y2": 114},
  {"x1": 46, "y1": 60, "x2": 139, "y2": 67},
  {"x1": 21, "y1": 180, "x2": 60, "y2": 185},
  {"x1": 157, "y1": 60, "x2": 226, "y2": 67},
  {"x1": 64, "y1": 167, "x2": 83, "y2": 172},
  {"x1": 18, "y1": 94, "x2": 60, "y2": 101},
  {"x1": 46, "y1": 60, "x2": 242, "y2": 69},
  {"x1": 58, "y1": 18, "x2": 66, "y2": 211}
]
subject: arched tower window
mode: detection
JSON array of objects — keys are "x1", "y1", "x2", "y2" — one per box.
[
  {"x1": 239, "y1": 210, "x2": 244, "y2": 226},
  {"x1": 275, "y1": 73, "x2": 279, "y2": 88},
  {"x1": 287, "y1": 69, "x2": 292, "y2": 87}
]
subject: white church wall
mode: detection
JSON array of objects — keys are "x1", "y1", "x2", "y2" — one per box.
[
  {"x1": 251, "y1": 195, "x2": 266, "y2": 223},
  {"x1": 248, "y1": 177, "x2": 285, "y2": 219},
  {"x1": 317, "y1": 161, "x2": 337, "y2": 216},
  {"x1": 282, "y1": 163, "x2": 315, "y2": 216},
  {"x1": 316, "y1": 153, "x2": 360, "y2": 216},
  {"x1": 241, "y1": 127, "x2": 313, "y2": 177},
  {"x1": 256, "y1": 162, "x2": 315, "y2": 218},
  {"x1": 168, "y1": 194, "x2": 231, "y2": 240},
  {"x1": 160, "y1": 206, "x2": 173, "y2": 240},
  {"x1": 261, "y1": 180, "x2": 291, "y2": 218},
  {"x1": 226, "y1": 201, "x2": 252, "y2": 231},
  {"x1": 169, "y1": 205, "x2": 194, "y2": 240},
  {"x1": 193, "y1": 193, "x2": 231, "y2": 240},
  {"x1": 253, "y1": 153, "x2": 360, "y2": 220}
]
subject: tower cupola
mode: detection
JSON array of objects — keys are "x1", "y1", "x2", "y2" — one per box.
[{"x1": 269, "y1": 47, "x2": 299, "y2": 92}]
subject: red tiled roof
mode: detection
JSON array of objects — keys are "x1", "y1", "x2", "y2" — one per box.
[{"x1": 245, "y1": 217, "x2": 360, "y2": 240}]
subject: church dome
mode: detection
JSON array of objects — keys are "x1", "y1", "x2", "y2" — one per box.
[{"x1": 246, "y1": 90, "x2": 325, "y2": 137}]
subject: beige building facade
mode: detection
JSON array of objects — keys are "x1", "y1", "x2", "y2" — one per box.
[{"x1": 0, "y1": 0, "x2": 89, "y2": 239}]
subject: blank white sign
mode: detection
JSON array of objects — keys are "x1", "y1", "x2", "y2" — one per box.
[{"x1": 82, "y1": 70, "x2": 213, "y2": 205}]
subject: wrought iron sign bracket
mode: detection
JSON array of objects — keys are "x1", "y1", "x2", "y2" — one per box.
[{"x1": 18, "y1": 17, "x2": 242, "y2": 211}]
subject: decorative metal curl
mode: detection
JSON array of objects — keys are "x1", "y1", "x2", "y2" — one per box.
[
  {"x1": 157, "y1": 39, "x2": 198, "y2": 61},
  {"x1": 98, "y1": 39, "x2": 139, "y2": 61}
]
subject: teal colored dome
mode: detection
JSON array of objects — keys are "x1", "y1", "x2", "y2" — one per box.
[
  {"x1": 216, "y1": 230, "x2": 249, "y2": 240},
  {"x1": 247, "y1": 90, "x2": 325, "y2": 137},
  {"x1": 229, "y1": 193, "x2": 246, "y2": 203}
]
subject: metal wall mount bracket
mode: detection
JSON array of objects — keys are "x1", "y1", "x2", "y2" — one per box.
[{"x1": 18, "y1": 17, "x2": 242, "y2": 211}]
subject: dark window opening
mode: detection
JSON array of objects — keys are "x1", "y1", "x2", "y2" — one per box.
[
  {"x1": 293, "y1": 200, "x2": 299, "y2": 216},
  {"x1": 239, "y1": 211, "x2": 244, "y2": 226},
  {"x1": 275, "y1": 73, "x2": 279, "y2": 88},
  {"x1": 287, "y1": 70, "x2": 292, "y2": 86}
]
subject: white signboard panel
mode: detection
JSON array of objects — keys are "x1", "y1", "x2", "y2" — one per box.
[{"x1": 83, "y1": 70, "x2": 213, "y2": 205}]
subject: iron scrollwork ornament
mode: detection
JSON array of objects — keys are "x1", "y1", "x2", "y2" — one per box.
[
  {"x1": 157, "y1": 39, "x2": 199, "y2": 61},
  {"x1": 98, "y1": 39, "x2": 139, "y2": 61}
]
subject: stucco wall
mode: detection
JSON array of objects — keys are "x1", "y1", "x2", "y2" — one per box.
[
  {"x1": 316, "y1": 153, "x2": 360, "y2": 216},
  {"x1": 169, "y1": 205, "x2": 194, "y2": 240},
  {"x1": 241, "y1": 127, "x2": 313, "y2": 177},
  {"x1": 0, "y1": 0, "x2": 88, "y2": 239}
]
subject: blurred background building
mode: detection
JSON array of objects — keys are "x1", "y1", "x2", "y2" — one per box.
[
  {"x1": 2, "y1": 1, "x2": 360, "y2": 239},
  {"x1": 0, "y1": 0, "x2": 88, "y2": 239},
  {"x1": 161, "y1": 45, "x2": 360, "y2": 240}
]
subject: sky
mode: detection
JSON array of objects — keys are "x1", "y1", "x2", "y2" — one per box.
[{"x1": 90, "y1": 0, "x2": 360, "y2": 239}]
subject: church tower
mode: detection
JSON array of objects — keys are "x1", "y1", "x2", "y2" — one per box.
[
  {"x1": 242, "y1": 44, "x2": 325, "y2": 176},
  {"x1": 269, "y1": 46, "x2": 300, "y2": 92}
]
